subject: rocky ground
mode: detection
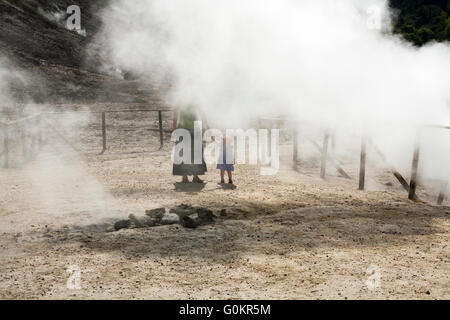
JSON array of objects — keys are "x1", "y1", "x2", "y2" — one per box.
[{"x1": 0, "y1": 108, "x2": 448, "y2": 299}]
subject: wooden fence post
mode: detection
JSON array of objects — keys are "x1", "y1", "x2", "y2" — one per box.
[
  {"x1": 3, "y1": 124, "x2": 9, "y2": 168},
  {"x1": 21, "y1": 124, "x2": 28, "y2": 162},
  {"x1": 100, "y1": 112, "x2": 107, "y2": 154},
  {"x1": 437, "y1": 181, "x2": 448, "y2": 205},
  {"x1": 359, "y1": 135, "x2": 367, "y2": 190},
  {"x1": 31, "y1": 118, "x2": 36, "y2": 156},
  {"x1": 320, "y1": 132, "x2": 329, "y2": 179},
  {"x1": 293, "y1": 128, "x2": 298, "y2": 165},
  {"x1": 38, "y1": 114, "x2": 43, "y2": 150},
  {"x1": 158, "y1": 110, "x2": 164, "y2": 149},
  {"x1": 408, "y1": 144, "x2": 420, "y2": 200}
]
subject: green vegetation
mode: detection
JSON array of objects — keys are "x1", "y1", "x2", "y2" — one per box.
[{"x1": 390, "y1": 0, "x2": 450, "y2": 45}]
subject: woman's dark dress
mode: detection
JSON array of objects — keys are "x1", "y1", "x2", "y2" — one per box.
[{"x1": 172, "y1": 106, "x2": 207, "y2": 176}]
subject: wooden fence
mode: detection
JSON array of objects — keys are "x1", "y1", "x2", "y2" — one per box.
[
  {"x1": 1, "y1": 111, "x2": 448, "y2": 205},
  {"x1": 0, "y1": 109, "x2": 172, "y2": 168},
  {"x1": 289, "y1": 123, "x2": 450, "y2": 205}
]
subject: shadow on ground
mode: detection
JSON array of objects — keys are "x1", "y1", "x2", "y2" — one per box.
[
  {"x1": 42, "y1": 200, "x2": 450, "y2": 263},
  {"x1": 174, "y1": 182, "x2": 206, "y2": 194}
]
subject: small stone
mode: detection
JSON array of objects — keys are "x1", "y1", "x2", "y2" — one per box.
[
  {"x1": 426, "y1": 290, "x2": 431, "y2": 295},
  {"x1": 114, "y1": 220, "x2": 131, "y2": 231},
  {"x1": 385, "y1": 182, "x2": 393, "y2": 186},
  {"x1": 181, "y1": 214, "x2": 200, "y2": 228},
  {"x1": 169, "y1": 207, "x2": 193, "y2": 219},
  {"x1": 161, "y1": 213, "x2": 180, "y2": 225},
  {"x1": 220, "y1": 209, "x2": 227, "y2": 217},
  {"x1": 145, "y1": 208, "x2": 166, "y2": 219},
  {"x1": 141, "y1": 216, "x2": 158, "y2": 227},
  {"x1": 195, "y1": 207, "x2": 214, "y2": 222},
  {"x1": 379, "y1": 224, "x2": 401, "y2": 234}
]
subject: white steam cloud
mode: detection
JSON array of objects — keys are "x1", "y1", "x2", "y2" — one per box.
[
  {"x1": 95, "y1": 0, "x2": 450, "y2": 181},
  {"x1": 0, "y1": 57, "x2": 121, "y2": 231}
]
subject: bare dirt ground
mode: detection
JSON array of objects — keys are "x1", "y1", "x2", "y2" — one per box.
[{"x1": 0, "y1": 105, "x2": 449, "y2": 299}]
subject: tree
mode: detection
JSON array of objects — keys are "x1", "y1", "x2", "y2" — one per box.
[{"x1": 389, "y1": 0, "x2": 450, "y2": 45}]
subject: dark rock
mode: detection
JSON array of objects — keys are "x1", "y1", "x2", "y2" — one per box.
[
  {"x1": 114, "y1": 219, "x2": 131, "y2": 231},
  {"x1": 141, "y1": 216, "x2": 158, "y2": 227},
  {"x1": 161, "y1": 213, "x2": 180, "y2": 225},
  {"x1": 181, "y1": 214, "x2": 200, "y2": 228},
  {"x1": 220, "y1": 209, "x2": 227, "y2": 217},
  {"x1": 145, "y1": 208, "x2": 166, "y2": 219},
  {"x1": 379, "y1": 224, "x2": 401, "y2": 234},
  {"x1": 385, "y1": 182, "x2": 393, "y2": 186},
  {"x1": 169, "y1": 204, "x2": 216, "y2": 227},
  {"x1": 195, "y1": 207, "x2": 214, "y2": 222},
  {"x1": 169, "y1": 203, "x2": 192, "y2": 212},
  {"x1": 169, "y1": 207, "x2": 194, "y2": 219}
]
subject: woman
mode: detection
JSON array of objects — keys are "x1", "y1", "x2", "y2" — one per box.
[{"x1": 172, "y1": 104, "x2": 207, "y2": 183}]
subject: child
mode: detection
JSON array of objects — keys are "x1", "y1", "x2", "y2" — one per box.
[{"x1": 217, "y1": 134, "x2": 235, "y2": 184}]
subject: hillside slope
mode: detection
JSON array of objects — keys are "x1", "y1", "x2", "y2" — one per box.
[{"x1": 0, "y1": 0, "x2": 161, "y2": 105}]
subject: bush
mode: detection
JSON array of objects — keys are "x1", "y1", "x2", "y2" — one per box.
[{"x1": 390, "y1": 0, "x2": 450, "y2": 46}]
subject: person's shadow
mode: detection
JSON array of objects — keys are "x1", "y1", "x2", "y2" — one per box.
[
  {"x1": 174, "y1": 182, "x2": 206, "y2": 194},
  {"x1": 219, "y1": 183, "x2": 237, "y2": 190}
]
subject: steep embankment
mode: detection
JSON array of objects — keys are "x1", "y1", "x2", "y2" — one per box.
[{"x1": 0, "y1": 0, "x2": 161, "y2": 105}]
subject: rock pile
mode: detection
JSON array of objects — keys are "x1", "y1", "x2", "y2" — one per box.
[{"x1": 113, "y1": 204, "x2": 217, "y2": 231}]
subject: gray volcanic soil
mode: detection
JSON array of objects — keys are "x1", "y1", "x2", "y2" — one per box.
[{"x1": 0, "y1": 108, "x2": 448, "y2": 299}]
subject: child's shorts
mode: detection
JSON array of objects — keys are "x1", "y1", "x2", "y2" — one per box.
[{"x1": 217, "y1": 164, "x2": 234, "y2": 171}]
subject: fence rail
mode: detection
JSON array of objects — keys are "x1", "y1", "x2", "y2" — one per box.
[
  {"x1": 2, "y1": 111, "x2": 449, "y2": 205},
  {"x1": 286, "y1": 121, "x2": 450, "y2": 205},
  {"x1": 0, "y1": 109, "x2": 173, "y2": 168}
]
